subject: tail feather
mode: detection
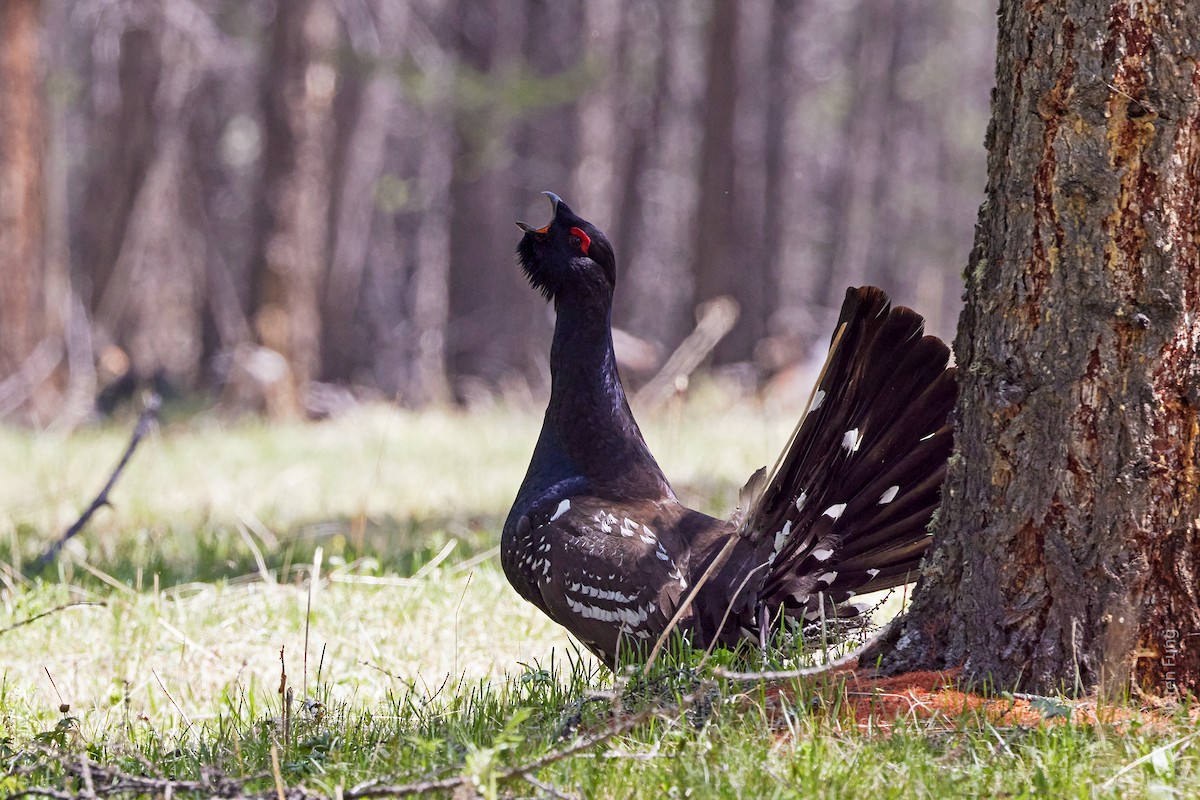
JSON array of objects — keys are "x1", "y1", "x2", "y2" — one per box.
[{"x1": 740, "y1": 286, "x2": 956, "y2": 623}]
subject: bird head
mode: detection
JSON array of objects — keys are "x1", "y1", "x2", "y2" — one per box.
[{"x1": 516, "y1": 192, "x2": 616, "y2": 302}]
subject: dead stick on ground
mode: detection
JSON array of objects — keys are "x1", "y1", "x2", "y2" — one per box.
[
  {"x1": 345, "y1": 707, "x2": 659, "y2": 799},
  {"x1": 32, "y1": 393, "x2": 161, "y2": 570},
  {"x1": 633, "y1": 296, "x2": 739, "y2": 411}
]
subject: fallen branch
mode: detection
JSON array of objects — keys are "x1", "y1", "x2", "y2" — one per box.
[
  {"x1": 633, "y1": 296, "x2": 739, "y2": 411},
  {"x1": 9, "y1": 703, "x2": 663, "y2": 800},
  {"x1": 32, "y1": 393, "x2": 161, "y2": 570},
  {"x1": 344, "y1": 706, "x2": 660, "y2": 799},
  {"x1": 8, "y1": 749, "x2": 271, "y2": 800}
]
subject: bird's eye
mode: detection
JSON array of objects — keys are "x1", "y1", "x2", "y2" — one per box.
[{"x1": 568, "y1": 226, "x2": 592, "y2": 256}]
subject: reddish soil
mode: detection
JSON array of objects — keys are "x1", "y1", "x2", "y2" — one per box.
[{"x1": 763, "y1": 663, "x2": 1195, "y2": 733}]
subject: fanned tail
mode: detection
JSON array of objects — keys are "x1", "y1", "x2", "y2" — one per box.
[{"x1": 742, "y1": 286, "x2": 957, "y2": 624}]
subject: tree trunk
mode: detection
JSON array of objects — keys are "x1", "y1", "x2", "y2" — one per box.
[
  {"x1": 619, "y1": 0, "x2": 702, "y2": 354},
  {"x1": 446, "y1": 0, "x2": 537, "y2": 392},
  {"x1": 255, "y1": 0, "x2": 338, "y2": 416},
  {"x1": 0, "y1": 0, "x2": 52, "y2": 418},
  {"x1": 323, "y1": 0, "x2": 407, "y2": 384},
  {"x1": 693, "y1": 0, "x2": 766, "y2": 362},
  {"x1": 874, "y1": 0, "x2": 1200, "y2": 699},
  {"x1": 408, "y1": 23, "x2": 454, "y2": 407}
]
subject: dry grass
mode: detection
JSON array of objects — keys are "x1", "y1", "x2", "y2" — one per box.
[
  {"x1": 4, "y1": 390, "x2": 1198, "y2": 798},
  {"x1": 1, "y1": 388, "x2": 795, "y2": 732}
]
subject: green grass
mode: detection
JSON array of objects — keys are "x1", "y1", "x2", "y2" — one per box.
[{"x1": 2, "y1": 394, "x2": 1198, "y2": 798}]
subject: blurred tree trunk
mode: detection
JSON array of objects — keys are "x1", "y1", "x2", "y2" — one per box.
[
  {"x1": 79, "y1": 5, "x2": 214, "y2": 399},
  {"x1": 446, "y1": 0, "x2": 536, "y2": 393},
  {"x1": 612, "y1": 0, "x2": 701, "y2": 354},
  {"x1": 255, "y1": 0, "x2": 338, "y2": 416},
  {"x1": 694, "y1": 0, "x2": 766, "y2": 362},
  {"x1": 874, "y1": 0, "x2": 1200, "y2": 698},
  {"x1": 408, "y1": 39, "x2": 455, "y2": 406},
  {"x1": 758, "y1": 0, "x2": 803, "y2": 348},
  {"x1": 324, "y1": 0, "x2": 407, "y2": 385},
  {"x1": 822, "y1": 1, "x2": 899, "y2": 306},
  {"x1": 0, "y1": 0, "x2": 55, "y2": 420}
]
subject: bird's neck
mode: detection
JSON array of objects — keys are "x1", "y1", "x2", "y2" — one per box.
[{"x1": 517, "y1": 293, "x2": 673, "y2": 511}]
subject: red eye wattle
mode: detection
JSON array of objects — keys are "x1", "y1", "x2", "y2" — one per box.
[{"x1": 569, "y1": 227, "x2": 591, "y2": 256}]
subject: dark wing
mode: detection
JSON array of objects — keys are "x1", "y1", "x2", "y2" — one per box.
[{"x1": 520, "y1": 498, "x2": 690, "y2": 663}]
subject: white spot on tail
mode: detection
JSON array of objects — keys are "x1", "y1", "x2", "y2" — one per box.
[
  {"x1": 866, "y1": 568, "x2": 880, "y2": 579},
  {"x1": 772, "y1": 520, "x2": 793, "y2": 556},
  {"x1": 809, "y1": 389, "x2": 825, "y2": 413},
  {"x1": 812, "y1": 548, "x2": 833, "y2": 561},
  {"x1": 879, "y1": 485, "x2": 900, "y2": 504},
  {"x1": 795, "y1": 491, "x2": 808, "y2": 512},
  {"x1": 823, "y1": 503, "x2": 847, "y2": 520},
  {"x1": 841, "y1": 428, "x2": 862, "y2": 453},
  {"x1": 551, "y1": 499, "x2": 571, "y2": 521},
  {"x1": 818, "y1": 571, "x2": 838, "y2": 585}
]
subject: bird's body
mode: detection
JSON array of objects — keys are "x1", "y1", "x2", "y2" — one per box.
[{"x1": 502, "y1": 193, "x2": 956, "y2": 666}]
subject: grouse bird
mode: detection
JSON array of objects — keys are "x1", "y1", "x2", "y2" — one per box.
[{"x1": 502, "y1": 192, "x2": 956, "y2": 667}]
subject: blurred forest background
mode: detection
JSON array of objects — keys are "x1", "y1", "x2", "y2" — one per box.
[{"x1": 0, "y1": 0, "x2": 996, "y2": 426}]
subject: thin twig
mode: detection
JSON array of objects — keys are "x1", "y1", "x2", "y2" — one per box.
[
  {"x1": 0, "y1": 601, "x2": 106, "y2": 638},
  {"x1": 304, "y1": 546, "x2": 324, "y2": 697},
  {"x1": 32, "y1": 393, "x2": 161, "y2": 570},
  {"x1": 1099, "y1": 729, "x2": 1200, "y2": 790},
  {"x1": 151, "y1": 668, "x2": 194, "y2": 728},
  {"x1": 520, "y1": 772, "x2": 581, "y2": 800},
  {"x1": 6, "y1": 788, "x2": 77, "y2": 800},
  {"x1": 712, "y1": 618, "x2": 896, "y2": 683}
]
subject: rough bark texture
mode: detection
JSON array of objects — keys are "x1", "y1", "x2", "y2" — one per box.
[
  {"x1": 876, "y1": 0, "x2": 1200, "y2": 698},
  {"x1": 0, "y1": 0, "x2": 46, "y2": 381},
  {"x1": 694, "y1": 0, "x2": 766, "y2": 361},
  {"x1": 323, "y1": 0, "x2": 406, "y2": 384},
  {"x1": 255, "y1": 0, "x2": 337, "y2": 415}
]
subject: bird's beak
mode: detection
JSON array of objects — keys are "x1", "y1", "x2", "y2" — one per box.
[{"x1": 516, "y1": 192, "x2": 561, "y2": 235}]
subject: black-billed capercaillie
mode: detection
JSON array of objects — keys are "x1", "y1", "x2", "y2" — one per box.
[{"x1": 501, "y1": 193, "x2": 956, "y2": 667}]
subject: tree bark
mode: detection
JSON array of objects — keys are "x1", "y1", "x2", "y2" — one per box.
[
  {"x1": 619, "y1": 0, "x2": 703, "y2": 354},
  {"x1": 0, "y1": 0, "x2": 50, "y2": 412},
  {"x1": 323, "y1": 0, "x2": 407, "y2": 384},
  {"x1": 875, "y1": 0, "x2": 1200, "y2": 699},
  {"x1": 255, "y1": 0, "x2": 338, "y2": 416},
  {"x1": 408, "y1": 15, "x2": 454, "y2": 407},
  {"x1": 693, "y1": 0, "x2": 766, "y2": 362}
]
